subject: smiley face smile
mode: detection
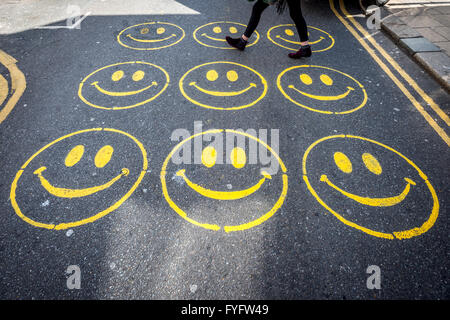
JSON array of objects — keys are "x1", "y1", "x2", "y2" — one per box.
[
  {"x1": 33, "y1": 166, "x2": 129, "y2": 198},
  {"x1": 91, "y1": 80, "x2": 158, "y2": 97},
  {"x1": 189, "y1": 81, "x2": 257, "y2": 97},
  {"x1": 320, "y1": 174, "x2": 416, "y2": 207},
  {"x1": 275, "y1": 35, "x2": 325, "y2": 45},
  {"x1": 126, "y1": 33, "x2": 176, "y2": 43},
  {"x1": 176, "y1": 169, "x2": 272, "y2": 200},
  {"x1": 201, "y1": 33, "x2": 227, "y2": 42},
  {"x1": 288, "y1": 84, "x2": 355, "y2": 101}
]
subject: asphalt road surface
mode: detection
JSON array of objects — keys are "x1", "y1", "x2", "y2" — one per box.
[{"x1": 0, "y1": 0, "x2": 448, "y2": 300}]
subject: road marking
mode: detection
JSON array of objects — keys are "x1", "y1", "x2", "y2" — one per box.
[
  {"x1": 330, "y1": 0, "x2": 449, "y2": 146},
  {"x1": 10, "y1": 128, "x2": 147, "y2": 230},
  {"x1": 267, "y1": 24, "x2": 335, "y2": 53},
  {"x1": 0, "y1": 50, "x2": 26, "y2": 124},
  {"x1": 277, "y1": 65, "x2": 367, "y2": 114},
  {"x1": 339, "y1": 0, "x2": 449, "y2": 127},
  {"x1": 118, "y1": 22, "x2": 185, "y2": 51},
  {"x1": 179, "y1": 61, "x2": 268, "y2": 111},
  {"x1": 302, "y1": 134, "x2": 439, "y2": 240},
  {"x1": 193, "y1": 22, "x2": 260, "y2": 49},
  {"x1": 161, "y1": 129, "x2": 288, "y2": 232},
  {"x1": 78, "y1": 61, "x2": 169, "y2": 110}
]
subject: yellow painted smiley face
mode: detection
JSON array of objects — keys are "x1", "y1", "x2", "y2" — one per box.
[
  {"x1": 179, "y1": 61, "x2": 267, "y2": 111},
  {"x1": 10, "y1": 128, "x2": 147, "y2": 230},
  {"x1": 161, "y1": 129, "x2": 288, "y2": 232},
  {"x1": 0, "y1": 50, "x2": 26, "y2": 124},
  {"x1": 117, "y1": 22, "x2": 185, "y2": 50},
  {"x1": 302, "y1": 135, "x2": 439, "y2": 240},
  {"x1": 79, "y1": 61, "x2": 169, "y2": 110},
  {"x1": 277, "y1": 65, "x2": 367, "y2": 114},
  {"x1": 193, "y1": 21, "x2": 260, "y2": 49},
  {"x1": 268, "y1": 24, "x2": 335, "y2": 52}
]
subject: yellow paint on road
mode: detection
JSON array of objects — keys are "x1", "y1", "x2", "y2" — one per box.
[
  {"x1": 193, "y1": 22, "x2": 260, "y2": 49},
  {"x1": 10, "y1": 128, "x2": 147, "y2": 230},
  {"x1": 161, "y1": 129, "x2": 288, "y2": 232},
  {"x1": 34, "y1": 166, "x2": 129, "y2": 198},
  {"x1": 179, "y1": 61, "x2": 267, "y2": 111},
  {"x1": 118, "y1": 22, "x2": 185, "y2": 50},
  {"x1": 302, "y1": 135, "x2": 439, "y2": 240},
  {"x1": 267, "y1": 25, "x2": 335, "y2": 52},
  {"x1": 0, "y1": 50, "x2": 26, "y2": 124},
  {"x1": 330, "y1": 0, "x2": 449, "y2": 146}
]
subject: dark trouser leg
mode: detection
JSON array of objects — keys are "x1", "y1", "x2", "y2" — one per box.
[
  {"x1": 243, "y1": 0, "x2": 269, "y2": 38},
  {"x1": 286, "y1": 0, "x2": 309, "y2": 42}
]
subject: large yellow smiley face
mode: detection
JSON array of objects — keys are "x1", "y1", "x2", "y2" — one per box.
[
  {"x1": 277, "y1": 65, "x2": 367, "y2": 114},
  {"x1": 161, "y1": 130, "x2": 288, "y2": 232},
  {"x1": 79, "y1": 61, "x2": 169, "y2": 110},
  {"x1": 193, "y1": 21, "x2": 260, "y2": 49},
  {"x1": 179, "y1": 61, "x2": 267, "y2": 111},
  {"x1": 10, "y1": 128, "x2": 147, "y2": 230},
  {"x1": 302, "y1": 135, "x2": 439, "y2": 240},
  {"x1": 0, "y1": 50, "x2": 26, "y2": 124},
  {"x1": 267, "y1": 24, "x2": 335, "y2": 52},
  {"x1": 117, "y1": 22, "x2": 185, "y2": 50}
]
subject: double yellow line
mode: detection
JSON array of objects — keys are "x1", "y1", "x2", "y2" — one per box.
[{"x1": 330, "y1": 0, "x2": 450, "y2": 147}]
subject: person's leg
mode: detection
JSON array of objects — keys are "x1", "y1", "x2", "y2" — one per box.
[
  {"x1": 287, "y1": 0, "x2": 309, "y2": 44},
  {"x1": 243, "y1": 0, "x2": 269, "y2": 39},
  {"x1": 286, "y1": 0, "x2": 312, "y2": 58},
  {"x1": 226, "y1": 0, "x2": 269, "y2": 50}
]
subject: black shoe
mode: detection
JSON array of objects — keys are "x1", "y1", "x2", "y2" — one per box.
[
  {"x1": 226, "y1": 36, "x2": 247, "y2": 51},
  {"x1": 288, "y1": 45, "x2": 312, "y2": 59}
]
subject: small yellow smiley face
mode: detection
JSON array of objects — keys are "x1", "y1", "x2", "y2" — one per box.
[
  {"x1": 0, "y1": 50, "x2": 26, "y2": 124},
  {"x1": 267, "y1": 24, "x2": 335, "y2": 52},
  {"x1": 79, "y1": 61, "x2": 169, "y2": 110},
  {"x1": 302, "y1": 135, "x2": 439, "y2": 240},
  {"x1": 161, "y1": 129, "x2": 288, "y2": 232},
  {"x1": 117, "y1": 22, "x2": 185, "y2": 50},
  {"x1": 277, "y1": 65, "x2": 367, "y2": 114},
  {"x1": 10, "y1": 128, "x2": 148, "y2": 230},
  {"x1": 179, "y1": 61, "x2": 267, "y2": 111},
  {"x1": 193, "y1": 21, "x2": 260, "y2": 49}
]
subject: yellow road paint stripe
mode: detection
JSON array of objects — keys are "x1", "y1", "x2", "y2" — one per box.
[
  {"x1": 330, "y1": 0, "x2": 450, "y2": 147},
  {"x1": 0, "y1": 74, "x2": 8, "y2": 105},
  {"x1": 339, "y1": 0, "x2": 450, "y2": 127}
]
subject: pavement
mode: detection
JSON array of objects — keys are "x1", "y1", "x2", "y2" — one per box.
[
  {"x1": 0, "y1": 0, "x2": 449, "y2": 301},
  {"x1": 380, "y1": 0, "x2": 450, "y2": 91}
]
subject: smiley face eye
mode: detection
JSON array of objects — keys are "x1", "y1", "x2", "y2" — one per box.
[
  {"x1": 156, "y1": 27, "x2": 165, "y2": 35},
  {"x1": 362, "y1": 153, "x2": 382, "y2": 175},
  {"x1": 213, "y1": 26, "x2": 222, "y2": 34},
  {"x1": 320, "y1": 74, "x2": 333, "y2": 86},
  {"x1": 227, "y1": 70, "x2": 238, "y2": 82},
  {"x1": 300, "y1": 73, "x2": 313, "y2": 85},
  {"x1": 65, "y1": 145, "x2": 85, "y2": 167},
  {"x1": 285, "y1": 29, "x2": 294, "y2": 36},
  {"x1": 229, "y1": 26, "x2": 238, "y2": 34},
  {"x1": 95, "y1": 145, "x2": 114, "y2": 168},
  {"x1": 230, "y1": 147, "x2": 246, "y2": 169},
  {"x1": 140, "y1": 28, "x2": 149, "y2": 35},
  {"x1": 132, "y1": 70, "x2": 145, "y2": 82},
  {"x1": 111, "y1": 70, "x2": 124, "y2": 82},
  {"x1": 206, "y1": 69, "x2": 219, "y2": 82},
  {"x1": 334, "y1": 152, "x2": 352, "y2": 173},
  {"x1": 202, "y1": 146, "x2": 217, "y2": 168}
]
